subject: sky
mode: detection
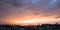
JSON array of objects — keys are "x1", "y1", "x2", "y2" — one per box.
[{"x1": 0, "y1": 0, "x2": 60, "y2": 26}]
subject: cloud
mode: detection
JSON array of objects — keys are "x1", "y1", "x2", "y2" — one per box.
[{"x1": 0, "y1": 0, "x2": 60, "y2": 25}]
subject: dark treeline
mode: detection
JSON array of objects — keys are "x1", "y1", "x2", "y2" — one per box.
[{"x1": 0, "y1": 24, "x2": 60, "y2": 30}]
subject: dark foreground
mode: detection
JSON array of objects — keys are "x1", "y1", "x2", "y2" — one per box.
[{"x1": 0, "y1": 24, "x2": 60, "y2": 30}]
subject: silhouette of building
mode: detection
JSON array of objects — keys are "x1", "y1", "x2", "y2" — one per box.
[{"x1": 0, "y1": 24, "x2": 60, "y2": 30}]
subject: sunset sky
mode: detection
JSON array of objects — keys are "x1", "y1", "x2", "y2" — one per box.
[{"x1": 0, "y1": 0, "x2": 60, "y2": 26}]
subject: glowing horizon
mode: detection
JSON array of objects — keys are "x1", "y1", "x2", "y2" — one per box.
[{"x1": 1, "y1": 17, "x2": 60, "y2": 26}]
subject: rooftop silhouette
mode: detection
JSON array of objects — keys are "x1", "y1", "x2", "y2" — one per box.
[{"x1": 0, "y1": 24, "x2": 60, "y2": 30}]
